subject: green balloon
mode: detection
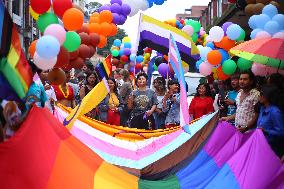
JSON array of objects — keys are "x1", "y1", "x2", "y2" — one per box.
[
  {"x1": 222, "y1": 59, "x2": 237, "y2": 75},
  {"x1": 153, "y1": 64, "x2": 158, "y2": 71},
  {"x1": 236, "y1": 29, "x2": 246, "y2": 41},
  {"x1": 37, "y1": 13, "x2": 59, "y2": 33},
  {"x1": 237, "y1": 58, "x2": 252, "y2": 71},
  {"x1": 112, "y1": 49, "x2": 119, "y2": 57},
  {"x1": 63, "y1": 32, "x2": 81, "y2": 52},
  {"x1": 191, "y1": 33, "x2": 198, "y2": 43},
  {"x1": 190, "y1": 21, "x2": 201, "y2": 33}
]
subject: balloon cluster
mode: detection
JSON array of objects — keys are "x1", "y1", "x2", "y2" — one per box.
[
  {"x1": 245, "y1": 0, "x2": 280, "y2": 16},
  {"x1": 110, "y1": 37, "x2": 153, "y2": 74},
  {"x1": 164, "y1": 18, "x2": 206, "y2": 44},
  {"x1": 28, "y1": 0, "x2": 120, "y2": 71},
  {"x1": 98, "y1": 0, "x2": 131, "y2": 25},
  {"x1": 248, "y1": 4, "x2": 284, "y2": 39},
  {"x1": 197, "y1": 22, "x2": 246, "y2": 80}
]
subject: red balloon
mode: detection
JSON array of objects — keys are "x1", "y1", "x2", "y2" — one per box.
[
  {"x1": 120, "y1": 55, "x2": 129, "y2": 62},
  {"x1": 79, "y1": 32, "x2": 90, "y2": 45},
  {"x1": 77, "y1": 23, "x2": 90, "y2": 34},
  {"x1": 54, "y1": 47, "x2": 70, "y2": 68},
  {"x1": 69, "y1": 49, "x2": 79, "y2": 60},
  {"x1": 30, "y1": 0, "x2": 51, "y2": 14},
  {"x1": 144, "y1": 47, "x2": 152, "y2": 54},
  {"x1": 79, "y1": 44, "x2": 91, "y2": 59},
  {"x1": 217, "y1": 66, "x2": 230, "y2": 80},
  {"x1": 88, "y1": 45, "x2": 96, "y2": 58},
  {"x1": 112, "y1": 58, "x2": 119, "y2": 66},
  {"x1": 135, "y1": 63, "x2": 142, "y2": 70},
  {"x1": 89, "y1": 33, "x2": 100, "y2": 47},
  {"x1": 52, "y1": 0, "x2": 73, "y2": 17},
  {"x1": 70, "y1": 57, "x2": 84, "y2": 69}
]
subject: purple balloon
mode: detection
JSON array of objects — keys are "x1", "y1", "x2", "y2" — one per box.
[
  {"x1": 158, "y1": 63, "x2": 170, "y2": 78},
  {"x1": 118, "y1": 15, "x2": 127, "y2": 25},
  {"x1": 110, "y1": 0, "x2": 122, "y2": 5},
  {"x1": 99, "y1": 4, "x2": 111, "y2": 12},
  {"x1": 110, "y1": 3, "x2": 121, "y2": 14},
  {"x1": 124, "y1": 48, "x2": 131, "y2": 56},
  {"x1": 121, "y1": 4, "x2": 131, "y2": 16},
  {"x1": 222, "y1": 22, "x2": 233, "y2": 35},
  {"x1": 129, "y1": 66, "x2": 134, "y2": 73},
  {"x1": 112, "y1": 13, "x2": 120, "y2": 24}
]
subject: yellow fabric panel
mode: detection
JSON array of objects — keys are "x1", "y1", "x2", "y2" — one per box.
[{"x1": 93, "y1": 162, "x2": 138, "y2": 189}]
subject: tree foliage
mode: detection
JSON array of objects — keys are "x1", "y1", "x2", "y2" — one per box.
[{"x1": 86, "y1": 2, "x2": 102, "y2": 14}]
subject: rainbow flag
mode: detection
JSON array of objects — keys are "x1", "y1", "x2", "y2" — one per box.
[
  {"x1": 0, "y1": 107, "x2": 282, "y2": 188},
  {"x1": 0, "y1": 0, "x2": 32, "y2": 101},
  {"x1": 169, "y1": 34, "x2": 190, "y2": 127},
  {"x1": 137, "y1": 14, "x2": 200, "y2": 67}
]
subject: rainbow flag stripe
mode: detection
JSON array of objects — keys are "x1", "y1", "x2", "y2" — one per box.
[{"x1": 0, "y1": 0, "x2": 32, "y2": 100}]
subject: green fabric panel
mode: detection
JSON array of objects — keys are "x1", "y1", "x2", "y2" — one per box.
[
  {"x1": 138, "y1": 175, "x2": 180, "y2": 189},
  {"x1": 0, "y1": 58, "x2": 25, "y2": 99}
]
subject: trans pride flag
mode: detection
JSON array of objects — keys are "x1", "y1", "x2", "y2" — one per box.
[{"x1": 168, "y1": 34, "x2": 190, "y2": 127}]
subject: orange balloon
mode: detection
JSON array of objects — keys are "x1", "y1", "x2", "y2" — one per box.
[
  {"x1": 63, "y1": 8, "x2": 84, "y2": 31},
  {"x1": 100, "y1": 22, "x2": 112, "y2": 36},
  {"x1": 215, "y1": 36, "x2": 236, "y2": 51},
  {"x1": 29, "y1": 40, "x2": 37, "y2": 57},
  {"x1": 109, "y1": 23, "x2": 118, "y2": 36},
  {"x1": 91, "y1": 12, "x2": 100, "y2": 18},
  {"x1": 89, "y1": 23, "x2": 101, "y2": 34},
  {"x1": 99, "y1": 10, "x2": 113, "y2": 23},
  {"x1": 90, "y1": 16, "x2": 100, "y2": 24},
  {"x1": 97, "y1": 35, "x2": 107, "y2": 48},
  {"x1": 217, "y1": 66, "x2": 230, "y2": 80},
  {"x1": 207, "y1": 50, "x2": 222, "y2": 66},
  {"x1": 77, "y1": 23, "x2": 90, "y2": 34}
]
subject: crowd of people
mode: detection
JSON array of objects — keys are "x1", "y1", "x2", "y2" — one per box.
[{"x1": 0, "y1": 61, "x2": 284, "y2": 159}]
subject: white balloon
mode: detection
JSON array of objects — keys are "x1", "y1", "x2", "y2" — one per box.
[
  {"x1": 33, "y1": 52, "x2": 57, "y2": 71},
  {"x1": 139, "y1": 0, "x2": 149, "y2": 11},
  {"x1": 209, "y1": 26, "x2": 224, "y2": 42}
]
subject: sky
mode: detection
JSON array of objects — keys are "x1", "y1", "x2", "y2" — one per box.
[{"x1": 88, "y1": 0, "x2": 210, "y2": 43}]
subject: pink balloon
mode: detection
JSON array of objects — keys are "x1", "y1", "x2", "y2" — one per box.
[
  {"x1": 266, "y1": 66, "x2": 278, "y2": 74},
  {"x1": 143, "y1": 66, "x2": 148, "y2": 72},
  {"x1": 200, "y1": 31, "x2": 206, "y2": 36},
  {"x1": 44, "y1": 24, "x2": 66, "y2": 45},
  {"x1": 33, "y1": 52, "x2": 57, "y2": 71},
  {"x1": 273, "y1": 32, "x2": 284, "y2": 39},
  {"x1": 182, "y1": 25, "x2": 194, "y2": 36},
  {"x1": 199, "y1": 61, "x2": 213, "y2": 76},
  {"x1": 251, "y1": 63, "x2": 267, "y2": 76},
  {"x1": 255, "y1": 31, "x2": 271, "y2": 39}
]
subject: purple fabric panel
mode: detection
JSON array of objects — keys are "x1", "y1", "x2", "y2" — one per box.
[
  {"x1": 228, "y1": 129, "x2": 282, "y2": 189},
  {"x1": 204, "y1": 121, "x2": 236, "y2": 158},
  {"x1": 269, "y1": 165, "x2": 284, "y2": 189},
  {"x1": 140, "y1": 31, "x2": 192, "y2": 55}
]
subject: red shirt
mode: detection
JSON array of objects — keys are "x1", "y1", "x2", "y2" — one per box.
[
  {"x1": 53, "y1": 85, "x2": 74, "y2": 101},
  {"x1": 189, "y1": 96, "x2": 214, "y2": 119}
]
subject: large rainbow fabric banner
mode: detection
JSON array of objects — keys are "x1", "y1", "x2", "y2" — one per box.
[
  {"x1": 137, "y1": 14, "x2": 200, "y2": 67},
  {"x1": 0, "y1": 1, "x2": 32, "y2": 101},
  {"x1": 0, "y1": 107, "x2": 283, "y2": 189}
]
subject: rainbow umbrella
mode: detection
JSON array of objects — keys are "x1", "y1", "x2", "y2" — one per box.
[{"x1": 230, "y1": 38, "x2": 284, "y2": 69}]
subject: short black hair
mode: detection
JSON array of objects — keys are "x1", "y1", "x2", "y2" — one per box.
[
  {"x1": 240, "y1": 70, "x2": 256, "y2": 87},
  {"x1": 168, "y1": 79, "x2": 180, "y2": 92},
  {"x1": 195, "y1": 83, "x2": 212, "y2": 97},
  {"x1": 136, "y1": 72, "x2": 148, "y2": 81}
]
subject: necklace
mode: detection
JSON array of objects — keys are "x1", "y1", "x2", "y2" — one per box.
[{"x1": 59, "y1": 84, "x2": 69, "y2": 99}]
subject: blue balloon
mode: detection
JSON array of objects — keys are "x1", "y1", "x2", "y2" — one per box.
[
  {"x1": 248, "y1": 15, "x2": 258, "y2": 29},
  {"x1": 136, "y1": 55, "x2": 144, "y2": 63},
  {"x1": 195, "y1": 60, "x2": 203, "y2": 70},
  {"x1": 255, "y1": 14, "x2": 271, "y2": 29},
  {"x1": 147, "y1": 0, "x2": 154, "y2": 7},
  {"x1": 200, "y1": 47, "x2": 212, "y2": 60},
  {"x1": 154, "y1": 0, "x2": 164, "y2": 5},
  {"x1": 206, "y1": 42, "x2": 215, "y2": 49},
  {"x1": 272, "y1": 14, "x2": 284, "y2": 30},
  {"x1": 250, "y1": 28, "x2": 262, "y2": 39},
  {"x1": 36, "y1": 35, "x2": 60, "y2": 59},
  {"x1": 218, "y1": 49, "x2": 230, "y2": 64},
  {"x1": 119, "y1": 49, "x2": 124, "y2": 56},
  {"x1": 176, "y1": 20, "x2": 181, "y2": 26},
  {"x1": 113, "y1": 39, "x2": 122, "y2": 47},
  {"x1": 227, "y1": 24, "x2": 242, "y2": 40},
  {"x1": 264, "y1": 21, "x2": 280, "y2": 35},
  {"x1": 262, "y1": 4, "x2": 278, "y2": 18},
  {"x1": 130, "y1": 54, "x2": 136, "y2": 62},
  {"x1": 124, "y1": 42, "x2": 132, "y2": 48}
]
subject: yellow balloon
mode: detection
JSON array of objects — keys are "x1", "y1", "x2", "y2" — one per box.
[
  {"x1": 144, "y1": 53, "x2": 150, "y2": 59},
  {"x1": 30, "y1": 6, "x2": 39, "y2": 20},
  {"x1": 122, "y1": 36, "x2": 131, "y2": 43}
]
